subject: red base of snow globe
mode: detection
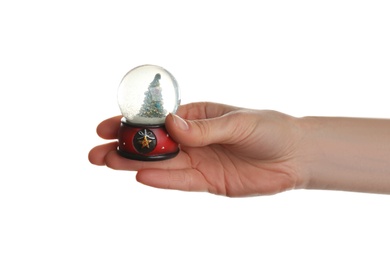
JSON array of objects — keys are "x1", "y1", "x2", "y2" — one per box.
[{"x1": 117, "y1": 118, "x2": 179, "y2": 161}]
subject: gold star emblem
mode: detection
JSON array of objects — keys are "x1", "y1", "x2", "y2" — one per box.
[{"x1": 139, "y1": 135, "x2": 152, "y2": 149}]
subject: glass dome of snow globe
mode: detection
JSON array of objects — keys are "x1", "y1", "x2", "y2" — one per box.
[
  {"x1": 116, "y1": 65, "x2": 181, "y2": 161},
  {"x1": 118, "y1": 64, "x2": 180, "y2": 125}
]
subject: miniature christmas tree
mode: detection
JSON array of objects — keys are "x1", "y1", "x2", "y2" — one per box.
[{"x1": 137, "y1": 73, "x2": 167, "y2": 119}]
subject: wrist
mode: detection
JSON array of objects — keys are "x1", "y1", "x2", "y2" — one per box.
[
  {"x1": 295, "y1": 116, "x2": 390, "y2": 194},
  {"x1": 293, "y1": 116, "x2": 322, "y2": 190}
]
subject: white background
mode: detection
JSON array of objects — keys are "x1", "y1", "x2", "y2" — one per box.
[{"x1": 1, "y1": 1, "x2": 390, "y2": 259}]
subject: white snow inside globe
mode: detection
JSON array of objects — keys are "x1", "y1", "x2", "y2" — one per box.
[{"x1": 118, "y1": 65, "x2": 180, "y2": 125}]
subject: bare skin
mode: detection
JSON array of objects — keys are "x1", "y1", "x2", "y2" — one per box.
[{"x1": 88, "y1": 102, "x2": 390, "y2": 197}]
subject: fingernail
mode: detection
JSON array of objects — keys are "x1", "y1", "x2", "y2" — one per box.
[{"x1": 171, "y1": 114, "x2": 189, "y2": 131}]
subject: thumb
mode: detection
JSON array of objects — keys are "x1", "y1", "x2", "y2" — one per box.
[{"x1": 165, "y1": 113, "x2": 241, "y2": 147}]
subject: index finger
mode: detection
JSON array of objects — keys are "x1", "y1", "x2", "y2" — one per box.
[{"x1": 96, "y1": 115, "x2": 122, "y2": 139}]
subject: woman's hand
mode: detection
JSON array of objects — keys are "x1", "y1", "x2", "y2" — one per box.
[{"x1": 89, "y1": 102, "x2": 306, "y2": 197}]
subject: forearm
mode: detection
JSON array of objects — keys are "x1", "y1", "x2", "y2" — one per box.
[{"x1": 299, "y1": 116, "x2": 390, "y2": 194}]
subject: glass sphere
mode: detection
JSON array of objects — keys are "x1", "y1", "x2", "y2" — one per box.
[{"x1": 118, "y1": 65, "x2": 180, "y2": 125}]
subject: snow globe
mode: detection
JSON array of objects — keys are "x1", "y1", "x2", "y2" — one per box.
[{"x1": 117, "y1": 65, "x2": 180, "y2": 161}]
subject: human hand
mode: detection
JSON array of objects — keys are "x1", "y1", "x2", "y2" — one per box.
[{"x1": 88, "y1": 102, "x2": 306, "y2": 197}]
